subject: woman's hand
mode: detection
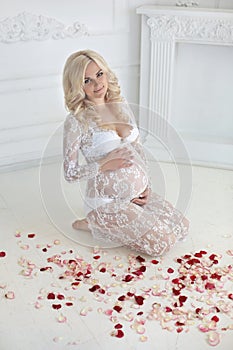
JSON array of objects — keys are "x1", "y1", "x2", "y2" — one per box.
[
  {"x1": 99, "y1": 147, "x2": 134, "y2": 172},
  {"x1": 131, "y1": 186, "x2": 150, "y2": 206}
]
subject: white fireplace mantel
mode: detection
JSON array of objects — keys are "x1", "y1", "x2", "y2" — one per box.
[{"x1": 137, "y1": 5, "x2": 233, "y2": 168}]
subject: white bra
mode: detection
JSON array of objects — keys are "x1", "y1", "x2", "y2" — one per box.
[{"x1": 91, "y1": 126, "x2": 139, "y2": 157}]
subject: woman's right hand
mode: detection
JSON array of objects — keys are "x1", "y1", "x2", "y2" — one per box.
[{"x1": 99, "y1": 147, "x2": 134, "y2": 172}]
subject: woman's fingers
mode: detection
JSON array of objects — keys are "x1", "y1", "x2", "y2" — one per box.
[{"x1": 131, "y1": 198, "x2": 147, "y2": 206}]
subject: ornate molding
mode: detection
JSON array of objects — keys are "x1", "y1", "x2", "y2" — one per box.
[
  {"x1": 176, "y1": 1, "x2": 199, "y2": 7},
  {"x1": 147, "y1": 15, "x2": 233, "y2": 44},
  {"x1": 0, "y1": 12, "x2": 89, "y2": 43}
]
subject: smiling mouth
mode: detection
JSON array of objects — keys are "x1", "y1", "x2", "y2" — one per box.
[{"x1": 94, "y1": 86, "x2": 104, "y2": 93}]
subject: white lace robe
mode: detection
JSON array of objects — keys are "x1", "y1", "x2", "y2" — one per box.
[{"x1": 63, "y1": 104, "x2": 189, "y2": 256}]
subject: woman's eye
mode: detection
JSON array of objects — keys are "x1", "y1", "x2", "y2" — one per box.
[
  {"x1": 84, "y1": 78, "x2": 91, "y2": 84},
  {"x1": 97, "y1": 71, "x2": 103, "y2": 78}
]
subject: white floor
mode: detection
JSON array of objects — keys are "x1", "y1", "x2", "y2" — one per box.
[{"x1": 0, "y1": 161, "x2": 233, "y2": 350}]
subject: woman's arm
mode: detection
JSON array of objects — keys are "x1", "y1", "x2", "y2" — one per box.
[{"x1": 63, "y1": 115, "x2": 99, "y2": 182}]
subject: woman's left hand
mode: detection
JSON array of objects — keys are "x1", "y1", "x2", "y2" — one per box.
[{"x1": 131, "y1": 186, "x2": 150, "y2": 206}]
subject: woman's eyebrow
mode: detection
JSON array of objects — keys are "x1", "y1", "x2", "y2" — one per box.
[{"x1": 84, "y1": 69, "x2": 102, "y2": 79}]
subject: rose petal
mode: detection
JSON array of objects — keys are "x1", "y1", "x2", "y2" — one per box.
[
  {"x1": 53, "y1": 337, "x2": 63, "y2": 343},
  {"x1": 47, "y1": 292, "x2": 55, "y2": 299},
  {"x1": 151, "y1": 259, "x2": 159, "y2": 264},
  {"x1": 0, "y1": 251, "x2": 6, "y2": 258},
  {"x1": 115, "y1": 330, "x2": 124, "y2": 338},
  {"x1": 54, "y1": 240, "x2": 60, "y2": 245},
  {"x1": 167, "y1": 268, "x2": 174, "y2": 274},
  {"x1": 114, "y1": 323, "x2": 123, "y2": 329},
  {"x1": 122, "y1": 275, "x2": 134, "y2": 282},
  {"x1": 140, "y1": 336, "x2": 148, "y2": 342},
  {"x1": 89, "y1": 285, "x2": 100, "y2": 292},
  {"x1": 207, "y1": 331, "x2": 220, "y2": 346},
  {"x1": 57, "y1": 314, "x2": 67, "y2": 323},
  {"x1": 5, "y1": 291, "x2": 15, "y2": 299},
  {"x1": 57, "y1": 294, "x2": 65, "y2": 300},
  {"x1": 134, "y1": 295, "x2": 145, "y2": 305},
  {"x1": 113, "y1": 305, "x2": 122, "y2": 313},
  {"x1": 136, "y1": 255, "x2": 146, "y2": 263}
]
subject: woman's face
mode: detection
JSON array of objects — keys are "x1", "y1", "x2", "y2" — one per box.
[{"x1": 83, "y1": 60, "x2": 108, "y2": 104}]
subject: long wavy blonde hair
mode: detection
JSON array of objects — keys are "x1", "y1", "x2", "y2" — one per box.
[{"x1": 63, "y1": 49, "x2": 128, "y2": 128}]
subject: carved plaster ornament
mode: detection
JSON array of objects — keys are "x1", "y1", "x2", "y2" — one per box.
[{"x1": 0, "y1": 12, "x2": 89, "y2": 43}]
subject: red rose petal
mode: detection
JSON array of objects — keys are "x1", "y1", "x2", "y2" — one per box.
[
  {"x1": 0, "y1": 251, "x2": 6, "y2": 258},
  {"x1": 40, "y1": 266, "x2": 53, "y2": 272},
  {"x1": 28, "y1": 233, "x2": 35, "y2": 238},
  {"x1": 89, "y1": 285, "x2": 100, "y2": 292},
  {"x1": 132, "y1": 269, "x2": 143, "y2": 276},
  {"x1": 151, "y1": 259, "x2": 159, "y2": 264},
  {"x1": 194, "y1": 252, "x2": 203, "y2": 258},
  {"x1": 172, "y1": 288, "x2": 181, "y2": 296},
  {"x1": 99, "y1": 288, "x2": 105, "y2": 294},
  {"x1": 113, "y1": 306, "x2": 122, "y2": 313},
  {"x1": 137, "y1": 311, "x2": 143, "y2": 315},
  {"x1": 57, "y1": 294, "x2": 65, "y2": 300},
  {"x1": 210, "y1": 273, "x2": 221, "y2": 281},
  {"x1": 52, "y1": 304, "x2": 62, "y2": 309},
  {"x1": 115, "y1": 329, "x2": 124, "y2": 338},
  {"x1": 139, "y1": 266, "x2": 146, "y2": 272},
  {"x1": 211, "y1": 316, "x2": 219, "y2": 323},
  {"x1": 205, "y1": 282, "x2": 215, "y2": 290},
  {"x1": 172, "y1": 278, "x2": 180, "y2": 284},
  {"x1": 183, "y1": 254, "x2": 192, "y2": 259},
  {"x1": 167, "y1": 268, "x2": 174, "y2": 274},
  {"x1": 122, "y1": 275, "x2": 134, "y2": 282},
  {"x1": 100, "y1": 268, "x2": 106, "y2": 273},
  {"x1": 209, "y1": 254, "x2": 217, "y2": 261},
  {"x1": 165, "y1": 307, "x2": 172, "y2": 312},
  {"x1": 136, "y1": 255, "x2": 145, "y2": 263},
  {"x1": 118, "y1": 295, "x2": 126, "y2": 301},
  {"x1": 201, "y1": 275, "x2": 208, "y2": 281},
  {"x1": 176, "y1": 327, "x2": 183, "y2": 333},
  {"x1": 134, "y1": 295, "x2": 145, "y2": 305},
  {"x1": 179, "y1": 295, "x2": 188, "y2": 304},
  {"x1": 187, "y1": 258, "x2": 200, "y2": 265},
  {"x1": 66, "y1": 302, "x2": 73, "y2": 306},
  {"x1": 71, "y1": 282, "x2": 80, "y2": 287},
  {"x1": 115, "y1": 323, "x2": 123, "y2": 329},
  {"x1": 228, "y1": 293, "x2": 233, "y2": 300},
  {"x1": 93, "y1": 255, "x2": 100, "y2": 260},
  {"x1": 47, "y1": 292, "x2": 55, "y2": 299}
]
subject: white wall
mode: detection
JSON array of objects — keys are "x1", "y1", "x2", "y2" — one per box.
[{"x1": 0, "y1": 0, "x2": 233, "y2": 170}]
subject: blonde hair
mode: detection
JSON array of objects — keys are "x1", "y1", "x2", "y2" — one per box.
[{"x1": 63, "y1": 49, "x2": 126, "y2": 127}]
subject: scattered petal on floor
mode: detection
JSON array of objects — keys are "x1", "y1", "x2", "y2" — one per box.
[
  {"x1": 5, "y1": 291, "x2": 15, "y2": 299},
  {"x1": 13, "y1": 233, "x2": 233, "y2": 347}
]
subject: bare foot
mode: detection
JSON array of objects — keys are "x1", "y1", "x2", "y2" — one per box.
[{"x1": 72, "y1": 218, "x2": 90, "y2": 231}]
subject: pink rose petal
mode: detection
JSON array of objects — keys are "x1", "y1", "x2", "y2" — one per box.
[
  {"x1": 57, "y1": 314, "x2": 67, "y2": 323},
  {"x1": 5, "y1": 291, "x2": 15, "y2": 299},
  {"x1": 207, "y1": 331, "x2": 220, "y2": 346}
]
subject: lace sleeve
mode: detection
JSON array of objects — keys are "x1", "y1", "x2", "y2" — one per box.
[{"x1": 63, "y1": 114, "x2": 99, "y2": 182}]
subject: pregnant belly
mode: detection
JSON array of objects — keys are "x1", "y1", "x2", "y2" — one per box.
[{"x1": 96, "y1": 164, "x2": 148, "y2": 200}]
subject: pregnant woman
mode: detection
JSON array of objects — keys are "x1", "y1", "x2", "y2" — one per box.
[{"x1": 63, "y1": 49, "x2": 189, "y2": 256}]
